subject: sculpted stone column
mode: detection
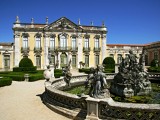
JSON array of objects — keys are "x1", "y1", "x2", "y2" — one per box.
[
  {"x1": 44, "y1": 33, "x2": 49, "y2": 69},
  {"x1": 101, "y1": 34, "x2": 107, "y2": 62},
  {"x1": 77, "y1": 34, "x2": 83, "y2": 68},
  {"x1": 14, "y1": 33, "x2": 20, "y2": 67}
]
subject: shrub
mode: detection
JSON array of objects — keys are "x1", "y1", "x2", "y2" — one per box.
[
  {"x1": 29, "y1": 74, "x2": 44, "y2": 82},
  {"x1": 19, "y1": 57, "x2": 34, "y2": 67},
  {"x1": 54, "y1": 69, "x2": 63, "y2": 73},
  {"x1": 103, "y1": 57, "x2": 115, "y2": 69},
  {"x1": 13, "y1": 66, "x2": 37, "y2": 72},
  {"x1": 150, "y1": 59, "x2": 159, "y2": 67},
  {"x1": 148, "y1": 67, "x2": 160, "y2": 72},
  {"x1": 79, "y1": 68, "x2": 90, "y2": 74},
  {"x1": 0, "y1": 77, "x2": 12, "y2": 87},
  {"x1": 54, "y1": 73, "x2": 63, "y2": 78},
  {"x1": 104, "y1": 68, "x2": 115, "y2": 73}
]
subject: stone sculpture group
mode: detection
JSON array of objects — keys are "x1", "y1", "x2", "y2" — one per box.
[
  {"x1": 110, "y1": 50, "x2": 152, "y2": 97},
  {"x1": 85, "y1": 65, "x2": 110, "y2": 99}
]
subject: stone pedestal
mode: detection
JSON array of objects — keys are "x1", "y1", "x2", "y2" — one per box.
[
  {"x1": 86, "y1": 97, "x2": 100, "y2": 120},
  {"x1": 50, "y1": 65, "x2": 54, "y2": 78},
  {"x1": 24, "y1": 74, "x2": 29, "y2": 82}
]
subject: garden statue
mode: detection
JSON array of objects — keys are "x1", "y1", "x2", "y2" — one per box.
[
  {"x1": 110, "y1": 50, "x2": 152, "y2": 97},
  {"x1": 85, "y1": 65, "x2": 110, "y2": 99},
  {"x1": 63, "y1": 59, "x2": 72, "y2": 86},
  {"x1": 43, "y1": 65, "x2": 52, "y2": 81}
]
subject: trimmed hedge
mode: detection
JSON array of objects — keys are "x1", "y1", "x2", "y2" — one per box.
[
  {"x1": 0, "y1": 77, "x2": 12, "y2": 87},
  {"x1": 54, "y1": 69, "x2": 63, "y2": 78},
  {"x1": 29, "y1": 74, "x2": 44, "y2": 82},
  {"x1": 13, "y1": 66, "x2": 37, "y2": 72},
  {"x1": 103, "y1": 57, "x2": 115, "y2": 69},
  {"x1": 148, "y1": 67, "x2": 160, "y2": 72},
  {"x1": 104, "y1": 68, "x2": 115, "y2": 73},
  {"x1": 79, "y1": 68, "x2": 90, "y2": 74}
]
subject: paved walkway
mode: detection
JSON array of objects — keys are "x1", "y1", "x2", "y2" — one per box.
[{"x1": 0, "y1": 80, "x2": 71, "y2": 120}]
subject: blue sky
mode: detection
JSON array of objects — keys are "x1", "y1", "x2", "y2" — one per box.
[{"x1": 0, "y1": 0, "x2": 160, "y2": 44}]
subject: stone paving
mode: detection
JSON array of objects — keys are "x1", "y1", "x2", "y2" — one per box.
[{"x1": 0, "y1": 80, "x2": 71, "y2": 120}]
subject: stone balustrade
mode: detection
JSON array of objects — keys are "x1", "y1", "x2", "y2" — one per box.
[{"x1": 43, "y1": 74, "x2": 160, "y2": 120}]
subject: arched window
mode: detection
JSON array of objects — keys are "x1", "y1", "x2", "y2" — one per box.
[
  {"x1": 95, "y1": 55, "x2": 99, "y2": 66},
  {"x1": 72, "y1": 55, "x2": 76, "y2": 68},
  {"x1": 36, "y1": 55, "x2": 41, "y2": 68},
  {"x1": 117, "y1": 54, "x2": 122, "y2": 64},
  {"x1": 60, "y1": 36, "x2": 67, "y2": 49}
]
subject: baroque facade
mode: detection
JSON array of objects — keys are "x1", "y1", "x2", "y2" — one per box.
[
  {"x1": 106, "y1": 44, "x2": 144, "y2": 64},
  {"x1": 0, "y1": 17, "x2": 158, "y2": 71},
  {"x1": 0, "y1": 43, "x2": 14, "y2": 71},
  {"x1": 13, "y1": 17, "x2": 107, "y2": 69}
]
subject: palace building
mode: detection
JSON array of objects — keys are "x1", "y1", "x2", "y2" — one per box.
[
  {"x1": 13, "y1": 16, "x2": 107, "y2": 69},
  {"x1": 0, "y1": 16, "x2": 158, "y2": 71}
]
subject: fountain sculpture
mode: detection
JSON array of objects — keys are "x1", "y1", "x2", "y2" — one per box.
[
  {"x1": 110, "y1": 50, "x2": 152, "y2": 97},
  {"x1": 85, "y1": 65, "x2": 110, "y2": 99}
]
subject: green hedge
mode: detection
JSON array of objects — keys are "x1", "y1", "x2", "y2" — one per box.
[
  {"x1": 104, "y1": 68, "x2": 115, "y2": 73},
  {"x1": 54, "y1": 73, "x2": 63, "y2": 78},
  {"x1": 79, "y1": 68, "x2": 90, "y2": 74},
  {"x1": 29, "y1": 74, "x2": 44, "y2": 82},
  {"x1": 148, "y1": 67, "x2": 160, "y2": 72},
  {"x1": 0, "y1": 77, "x2": 12, "y2": 87},
  {"x1": 19, "y1": 57, "x2": 34, "y2": 67},
  {"x1": 54, "y1": 69, "x2": 63, "y2": 73},
  {"x1": 13, "y1": 67, "x2": 37, "y2": 72}
]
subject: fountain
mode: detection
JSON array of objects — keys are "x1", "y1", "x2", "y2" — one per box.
[
  {"x1": 42, "y1": 50, "x2": 159, "y2": 119},
  {"x1": 110, "y1": 50, "x2": 152, "y2": 97}
]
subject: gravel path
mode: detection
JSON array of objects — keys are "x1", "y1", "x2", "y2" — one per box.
[{"x1": 0, "y1": 80, "x2": 71, "y2": 120}]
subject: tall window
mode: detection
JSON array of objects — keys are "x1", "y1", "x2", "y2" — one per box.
[
  {"x1": 23, "y1": 37, "x2": 28, "y2": 48},
  {"x1": 50, "y1": 55, "x2": 55, "y2": 65},
  {"x1": 72, "y1": 55, "x2": 76, "y2": 67},
  {"x1": 84, "y1": 38, "x2": 89, "y2": 48},
  {"x1": 60, "y1": 36, "x2": 67, "y2": 49},
  {"x1": 35, "y1": 37, "x2": 41, "y2": 49},
  {"x1": 117, "y1": 54, "x2": 122, "y2": 64},
  {"x1": 50, "y1": 37, "x2": 55, "y2": 49},
  {"x1": 95, "y1": 38, "x2": 99, "y2": 48},
  {"x1": 72, "y1": 37, "x2": 76, "y2": 50},
  {"x1": 85, "y1": 55, "x2": 89, "y2": 67},
  {"x1": 95, "y1": 55, "x2": 99, "y2": 66},
  {"x1": 36, "y1": 56, "x2": 41, "y2": 68},
  {"x1": 154, "y1": 51, "x2": 158, "y2": 60},
  {"x1": 4, "y1": 55, "x2": 10, "y2": 68}
]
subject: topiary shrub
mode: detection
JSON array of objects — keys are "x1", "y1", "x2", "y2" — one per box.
[
  {"x1": 150, "y1": 59, "x2": 159, "y2": 67},
  {"x1": 13, "y1": 57, "x2": 37, "y2": 72},
  {"x1": 103, "y1": 57, "x2": 115, "y2": 69},
  {"x1": 19, "y1": 57, "x2": 34, "y2": 67}
]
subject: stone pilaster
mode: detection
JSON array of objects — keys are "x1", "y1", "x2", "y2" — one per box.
[
  {"x1": 101, "y1": 34, "x2": 107, "y2": 62},
  {"x1": 44, "y1": 33, "x2": 49, "y2": 69},
  {"x1": 14, "y1": 33, "x2": 20, "y2": 67},
  {"x1": 58, "y1": 53, "x2": 61, "y2": 69},
  {"x1": 68, "y1": 52, "x2": 72, "y2": 69},
  {"x1": 77, "y1": 34, "x2": 83, "y2": 68}
]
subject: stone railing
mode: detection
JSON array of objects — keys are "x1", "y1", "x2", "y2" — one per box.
[{"x1": 43, "y1": 74, "x2": 160, "y2": 119}]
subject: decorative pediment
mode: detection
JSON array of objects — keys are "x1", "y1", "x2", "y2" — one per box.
[{"x1": 44, "y1": 17, "x2": 83, "y2": 31}]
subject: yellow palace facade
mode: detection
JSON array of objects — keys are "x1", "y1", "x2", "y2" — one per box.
[{"x1": 12, "y1": 17, "x2": 107, "y2": 69}]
